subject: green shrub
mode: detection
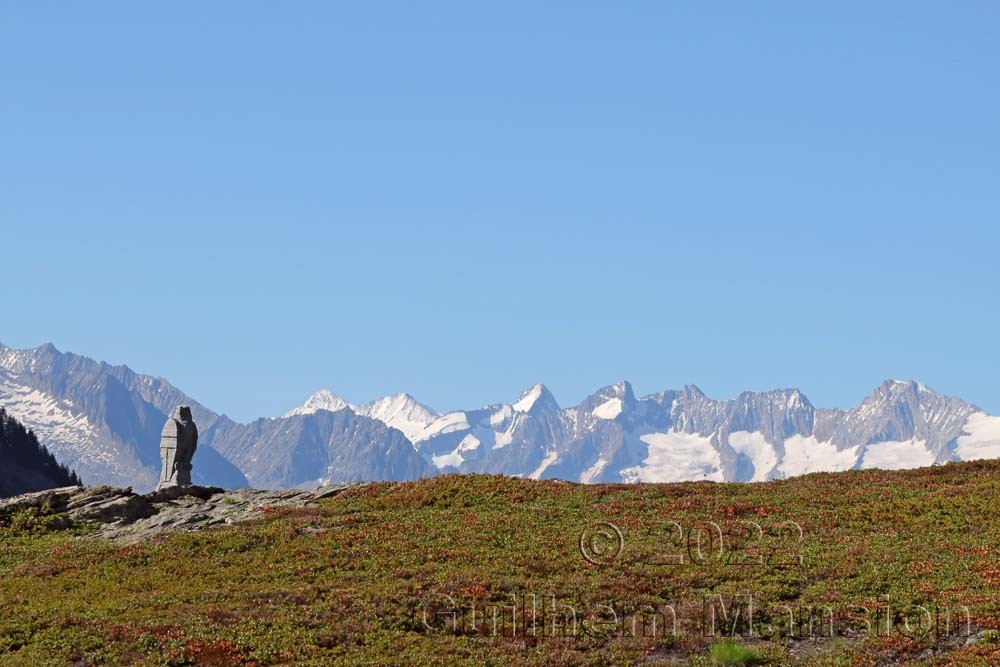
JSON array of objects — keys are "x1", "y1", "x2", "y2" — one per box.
[{"x1": 709, "y1": 640, "x2": 767, "y2": 666}]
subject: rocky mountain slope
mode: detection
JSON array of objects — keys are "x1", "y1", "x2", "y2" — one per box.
[
  {"x1": 3, "y1": 342, "x2": 1000, "y2": 488},
  {"x1": 0, "y1": 343, "x2": 431, "y2": 490},
  {"x1": 0, "y1": 343, "x2": 247, "y2": 491},
  {"x1": 204, "y1": 410, "x2": 433, "y2": 488}
]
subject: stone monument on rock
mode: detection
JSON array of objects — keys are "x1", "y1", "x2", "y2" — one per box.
[{"x1": 157, "y1": 406, "x2": 198, "y2": 490}]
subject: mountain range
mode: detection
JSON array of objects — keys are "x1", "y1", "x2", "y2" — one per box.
[{"x1": 2, "y1": 342, "x2": 999, "y2": 491}]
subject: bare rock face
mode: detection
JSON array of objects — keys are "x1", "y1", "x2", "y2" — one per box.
[
  {"x1": 204, "y1": 409, "x2": 433, "y2": 489},
  {"x1": 0, "y1": 483, "x2": 365, "y2": 545}
]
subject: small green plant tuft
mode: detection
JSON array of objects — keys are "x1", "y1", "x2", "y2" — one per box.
[
  {"x1": 979, "y1": 629, "x2": 1000, "y2": 644},
  {"x1": 709, "y1": 640, "x2": 767, "y2": 666}
]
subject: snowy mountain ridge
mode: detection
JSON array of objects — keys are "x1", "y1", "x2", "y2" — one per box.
[
  {"x1": 3, "y1": 341, "x2": 1000, "y2": 489},
  {"x1": 282, "y1": 378, "x2": 1000, "y2": 484}
]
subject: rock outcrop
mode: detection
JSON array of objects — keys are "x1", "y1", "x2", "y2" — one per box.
[{"x1": 0, "y1": 483, "x2": 365, "y2": 545}]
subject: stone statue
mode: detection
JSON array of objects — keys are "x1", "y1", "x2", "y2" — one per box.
[{"x1": 157, "y1": 406, "x2": 198, "y2": 489}]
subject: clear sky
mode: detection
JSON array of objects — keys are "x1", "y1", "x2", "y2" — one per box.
[{"x1": 2, "y1": 2, "x2": 998, "y2": 421}]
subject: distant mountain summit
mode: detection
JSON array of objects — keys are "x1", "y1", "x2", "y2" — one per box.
[
  {"x1": 0, "y1": 406, "x2": 81, "y2": 498},
  {"x1": 361, "y1": 393, "x2": 438, "y2": 443},
  {"x1": 282, "y1": 389, "x2": 352, "y2": 417},
  {"x1": 283, "y1": 389, "x2": 437, "y2": 443},
  {"x1": 4, "y1": 342, "x2": 1000, "y2": 489}
]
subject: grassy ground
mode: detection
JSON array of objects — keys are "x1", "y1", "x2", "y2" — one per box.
[{"x1": 1, "y1": 461, "x2": 999, "y2": 666}]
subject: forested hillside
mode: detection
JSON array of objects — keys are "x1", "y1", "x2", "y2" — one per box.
[{"x1": 0, "y1": 406, "x2": 80, "y2": 497}]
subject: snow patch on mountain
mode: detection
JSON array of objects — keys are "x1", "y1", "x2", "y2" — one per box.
[
  {"x1": 529, "y1": 451, "x2": 559, "y2": 479},
  {"x1": 415, "y1": 411, "x2": 471, "y2": 444},
  {"x1": 954, "y1": 412, "x2": 1000, "y2": 460},
  {"x1": 728, "y1": 431, "x2": 778, "y2": 482},
  {"x1": 860, "y1": 439, "x2": 935, "y2": 470},
  {"x1": 492, "y1": 428, "x2": 514, "y2": 449},
  {"x1": 432, "y1": 433, "x2": 482, "y2": 469},
  {"x1": 592, "y1": 398, "x2": 623, "y2": 420},
  {"x1": 0, "y1": 344, "x2": 45, "y2": 375},
  {"x1": 490, "y1": 404, "x2": 513, "y2": 426},
  {"x1": 580, "y1": 458, "x2": 609, "y2": 484},
  {"x1": 779, "y1": 435, "x2": 858, "y2": 477},
  {"x1": 620, "y1": 432, "x2": 723, "y2": 483},
  {"x1": 0, "y1": 376, "x2": 134, "y2": 483}
]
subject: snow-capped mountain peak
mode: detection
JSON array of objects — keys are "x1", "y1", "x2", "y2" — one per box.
[
  {"x1": 889, "y1": 379, "x2": 931, "y2": 392},
  {"x1": 359, "y1": 393, "x2": 438, "y2": 443},
  {"x1": 364, "y1": 392, "x2": 435, "y2": 420},
  {"x1": 579, "y1": 381, "x2": 637, "y2": 421},
  {"x1": 871, "y1": 379, "x2": 937, "y2": 403},
  {"x1": 281, "y1": 389, "x2": 439, "y2": 444},
  {"x1": 512, "y1": 384, "x2": 559, "y2": 414},
  {"x1": 282, "y1": 389, "x2": 353, "y2": 418},
  {"x1": 513, "y1": 384, "x2": 544, "y2": 412}
]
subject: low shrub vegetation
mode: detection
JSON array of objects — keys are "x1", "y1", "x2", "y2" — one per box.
[{"x1": 1, "y1": 460, "x2": 999, "y2": 665}]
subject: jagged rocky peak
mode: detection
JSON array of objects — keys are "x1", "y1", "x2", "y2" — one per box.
[
  {"x1": 871, "y1": 379, "x2": 933, "y2": 402},
  {"x1": 852, "y1": 379, "x2": 968, "y2": 425},
  {"x1": 732, "y1": 387, "x2": 811, "y2": 408},
  {"x1": 665, "y1": 384, "x2": 721, "y2": 435},
  {"x1": 668, "y1": 383, "x2": 709, "y2": 413},
  {"x1": 729, "y1": 388, "x2": 816, "y2": 443},
  {"x1": 735, "y1": 388, "x2": 814, "y2": 421},
  {"x1": 512, "y1": 384, "x2": 560, "y2": 414},
  {"x1": 638, "y1": 388, "x2": 681, "y2": 406},
  {"x1": 0, "y1": 342, "x2": 51, "y2": 374},
  {"x1": 838, "y1": 379, "x2": 980, "y2": 455},
  {"x1": 680, "y1": 384, "x2": 707, "y2": 401},
  {"x1": 774, "y1": 387, "x2": 812, "y2": 409}
]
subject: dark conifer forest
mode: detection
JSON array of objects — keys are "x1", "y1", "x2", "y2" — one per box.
[{"x1": 0, "y1": 407, "x2": 81, "y2": 498}]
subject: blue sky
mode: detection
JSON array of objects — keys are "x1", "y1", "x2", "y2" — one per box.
[{"x1": 2, "y1": 2, "x2": 998, "y2": 421}]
